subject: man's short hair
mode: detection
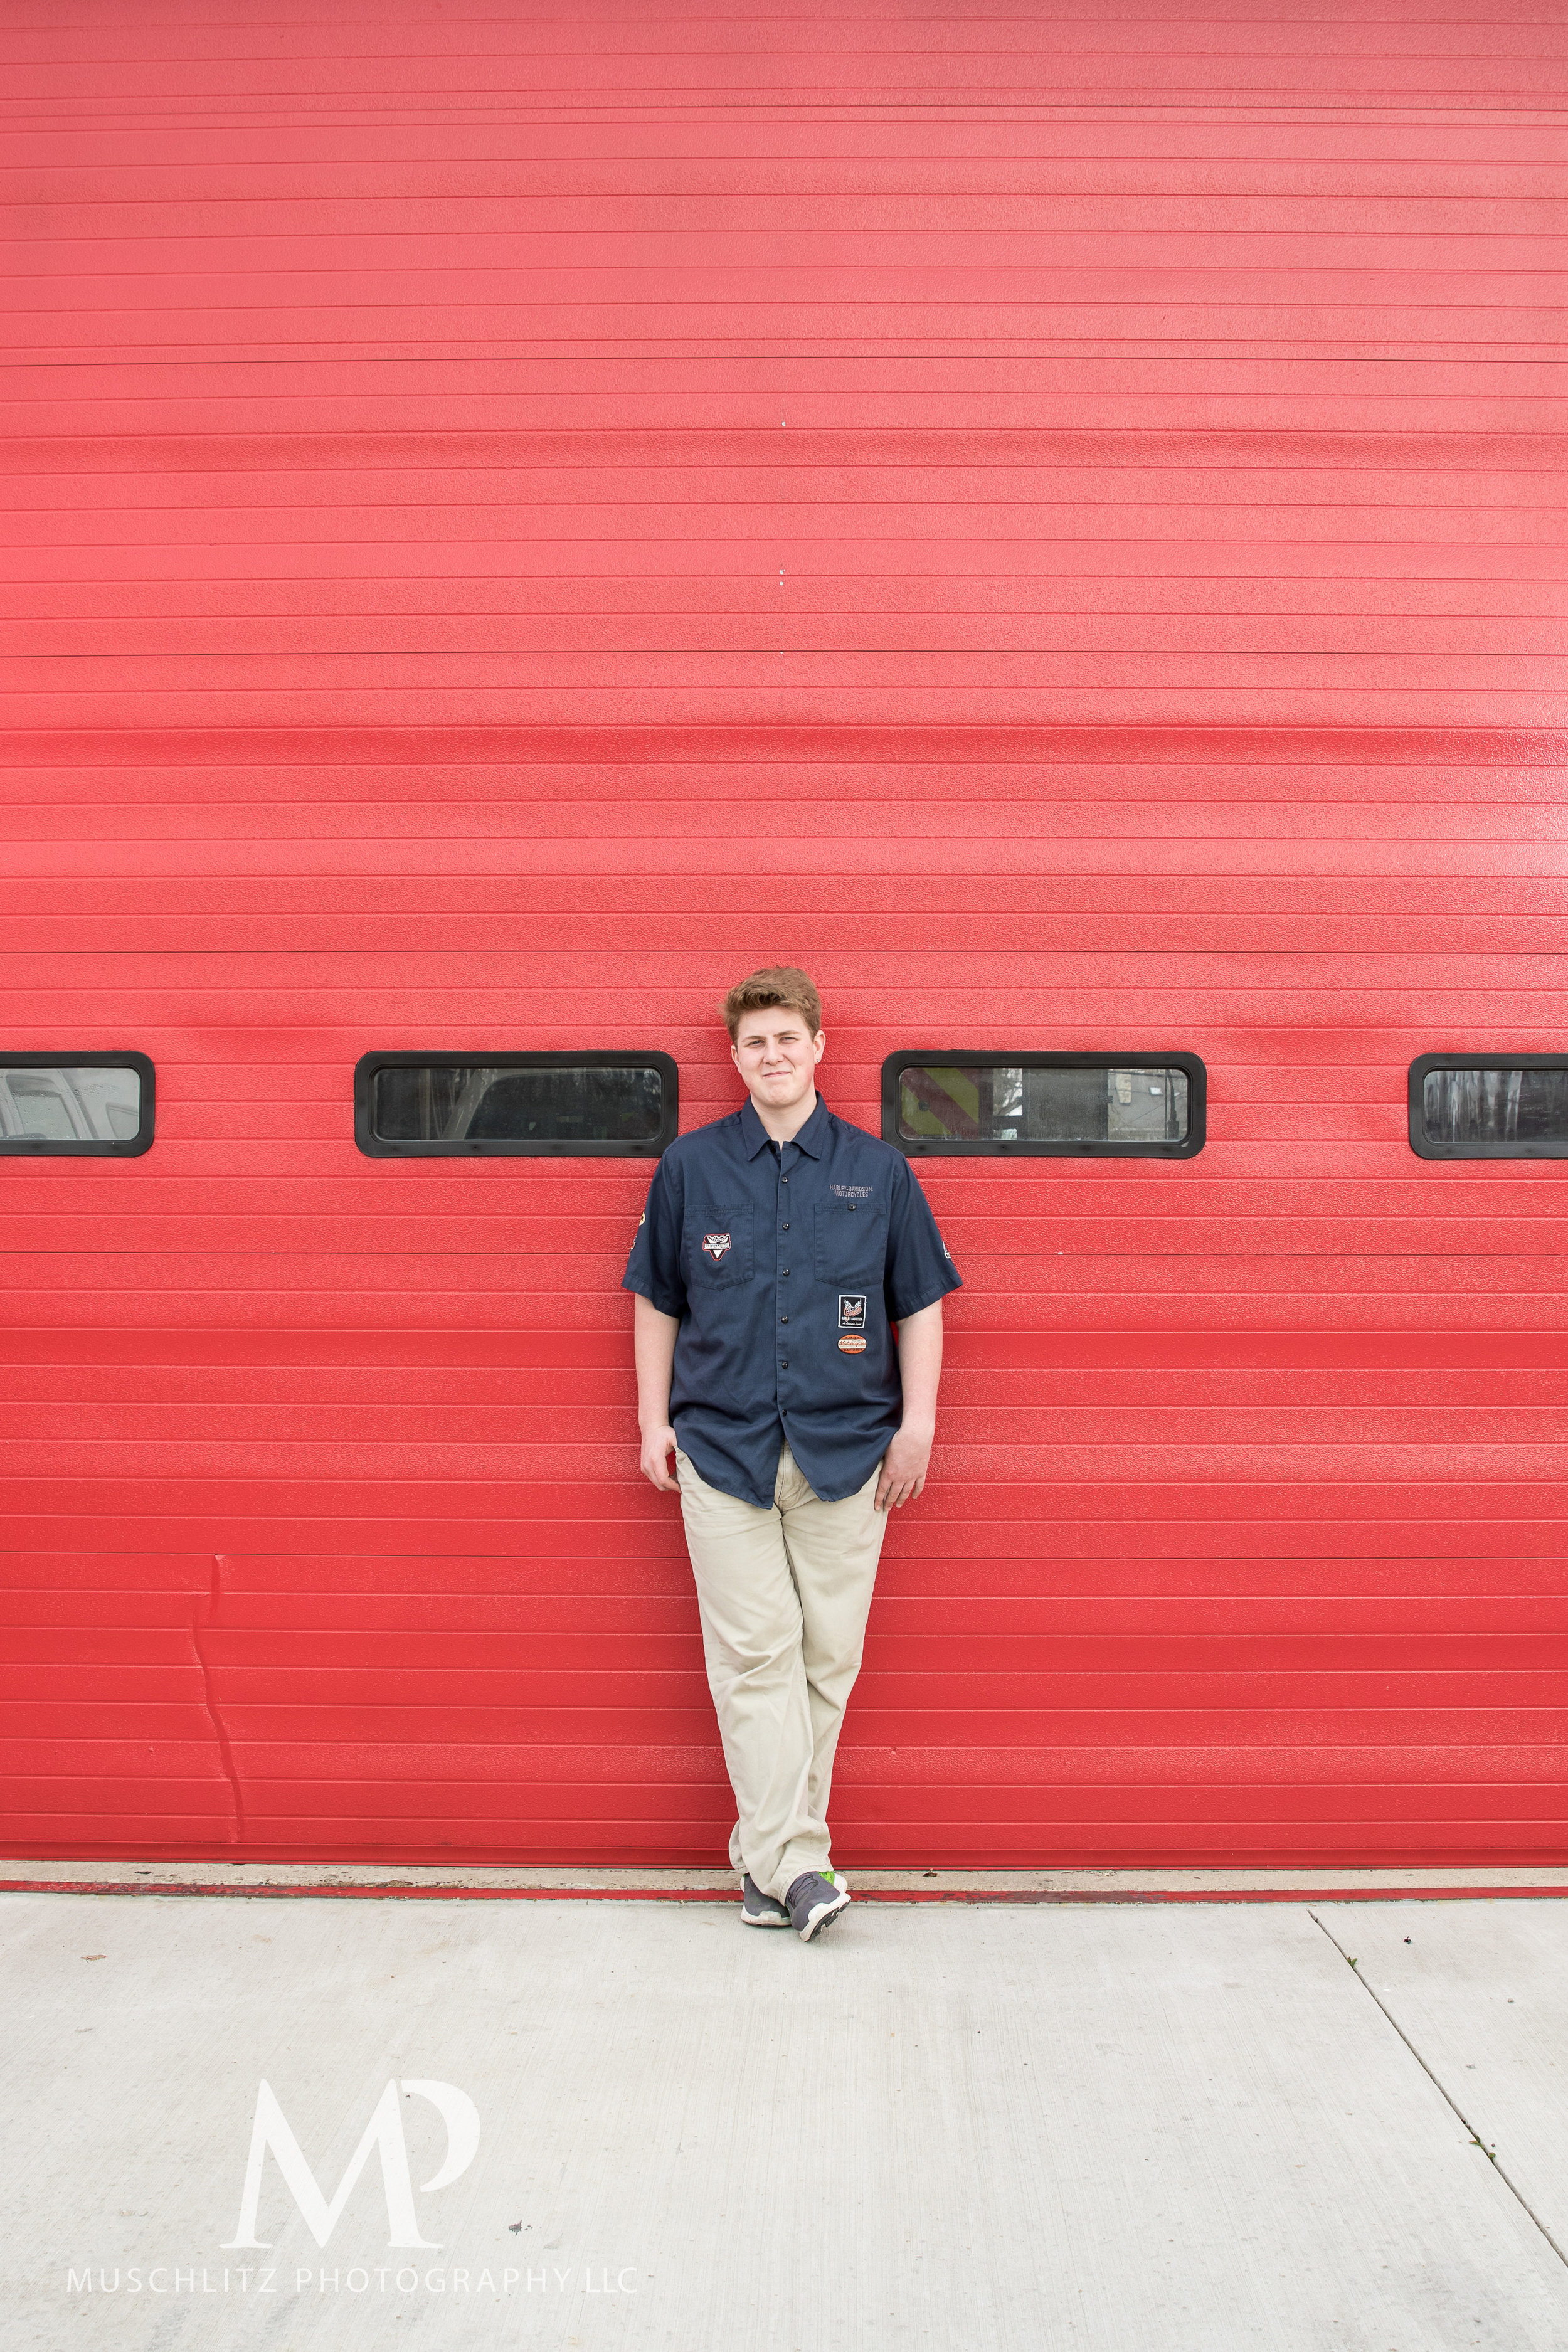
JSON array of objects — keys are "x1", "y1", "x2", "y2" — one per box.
[{"x1": 722, "y1": 966, "x2": 824, "y2": 1042}]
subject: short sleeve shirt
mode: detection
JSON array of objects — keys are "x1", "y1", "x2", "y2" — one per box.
[{"x1": 622, "y1": 1094, "x2": 961, "y2": 1507}]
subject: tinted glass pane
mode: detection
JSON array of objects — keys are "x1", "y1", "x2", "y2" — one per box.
[
  {"x1": 1422, "y1": 1067, "x2": 1568, "y2": 1147},
  {"x1": 373, "y1": 1063, "x2": 664, "y2": 1143},
  {"x1": 0, "y1": 1064, "x2": 140, "y2": 1145},
  {"x1": 898, "y1": 1064, "x2": 1188, "y2": 1145}
]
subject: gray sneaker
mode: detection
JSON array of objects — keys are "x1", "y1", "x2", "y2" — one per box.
[
  {"x1": 785, "y1": 1869, "x2": 851, "y2": 1942},
  {"x1": 740, "y1": 1873, "x2": 792, "y2": 1928}
]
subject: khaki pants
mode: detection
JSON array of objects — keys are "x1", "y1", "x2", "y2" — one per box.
[{"x1": 676, "y1": 1441, "x2": 889, "y2": 1904}]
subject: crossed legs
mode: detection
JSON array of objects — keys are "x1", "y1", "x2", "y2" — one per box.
[{"x1": 676, "y1": 1441, "x2": 888, "y2": 1903}]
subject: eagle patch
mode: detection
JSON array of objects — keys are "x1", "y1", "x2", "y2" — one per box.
[{"x1": 838, "y1": 1294, "x2": 867, "y2": 1330}]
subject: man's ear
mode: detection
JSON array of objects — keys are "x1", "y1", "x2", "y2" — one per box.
[{"x1": 813, "y1": 1030, "x2": 825, "y2": 1062}]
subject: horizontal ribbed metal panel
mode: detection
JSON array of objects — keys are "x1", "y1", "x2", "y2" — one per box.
[{"x1": 2, "y1": 1, "x2": 1564, "y2": 1865}]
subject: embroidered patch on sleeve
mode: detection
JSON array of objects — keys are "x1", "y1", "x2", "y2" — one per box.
[{"x1": 838, "y1": 1294, "x2": 867, "y2": 1329}]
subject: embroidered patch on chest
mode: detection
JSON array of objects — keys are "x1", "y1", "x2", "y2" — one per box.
[
  {"x1": 838, "y1": 1294, "x2": 867, "y2": 1330},
  {"x1": 701, "y1": 1232, "x2": 731, "y2": 1263},
  {"x1": 838, "y1": 1335, "x2": 867, "y2": 1353}
]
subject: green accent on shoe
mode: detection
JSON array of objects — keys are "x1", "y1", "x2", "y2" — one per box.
[{"x1": 784, "y1": 1870, "x2": 852, "y2": 1942}]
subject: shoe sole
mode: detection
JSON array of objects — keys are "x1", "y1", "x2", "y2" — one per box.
[
  {"x1": 798, "y1": 1892, "x2": 851, "y2": 1942},
  {"x1": 739, "y1": 1908, "x2": 792, "y2": 1928}
]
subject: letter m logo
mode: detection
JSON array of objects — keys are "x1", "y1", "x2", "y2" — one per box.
[{"x1": 223, "y1": 2079, "x2": 479, "y2": 2250}]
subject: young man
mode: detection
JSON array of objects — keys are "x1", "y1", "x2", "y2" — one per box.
[{"x1": 623, "y1": 967, "x2": 961, "y2": 1941}]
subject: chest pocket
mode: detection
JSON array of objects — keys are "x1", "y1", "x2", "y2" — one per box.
[
  {"x1": 687, "y1": 1205, "x2": 753, "y2": 1288},
  {"x1": 814, "y1": 1197, "x2": 887, "y2": 1286}
]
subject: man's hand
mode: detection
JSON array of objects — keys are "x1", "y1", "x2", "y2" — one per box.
[
  {"x1": 876, "y1": 1421, "x2": 933, "y2": 1511},
  {"x1": 640, "y1": 1424, "x2": 680, "y2": 1491},
  {"x1": 878, "y1": 1299, "x2": 943, "y2": 1509},
  {"x1": 633, "y1": 1298, "x2": 681, "y2": 1491}
]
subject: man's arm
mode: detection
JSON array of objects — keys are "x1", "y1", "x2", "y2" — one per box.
[
  {"x1": 634, "y1": 1293, "x2": 681, "y2": 1491},
  {"x1": 876, "y1": 1297, "x2": 943, "y2": 1510}
]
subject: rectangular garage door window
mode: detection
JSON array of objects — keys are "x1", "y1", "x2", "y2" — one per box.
[
  {"x1": 882, "y1": 1052, "x2": 1205, "y2": 1157},
  {"x1": 1410, "y1": 1056, "x2": 1568, "y2": 1158},
  {"x1": 354, "y1": 1051, "x2": 679, "y2": 1157},
  {"x1": 0, "y1": 1054, "x2": 154, "y2": 1156}
]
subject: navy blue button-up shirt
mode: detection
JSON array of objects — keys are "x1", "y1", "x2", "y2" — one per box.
[{"x1": 623, "y1": 1094, "x2": 961, "y2": 1507}]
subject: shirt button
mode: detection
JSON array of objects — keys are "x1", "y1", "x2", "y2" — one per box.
[
  {"x1": 781, "y1": 1222, "x2": 790, "y2": 1231},
  {"x1": 780, "y1": 1359, "x2": 788, "y2": 1368},
  {"x1": 781, "y1": 1269, "x2": 790, "y2": 1277},
  {"x1": 780, "y1": 1315, "x2": 788, "y2": 1323}
]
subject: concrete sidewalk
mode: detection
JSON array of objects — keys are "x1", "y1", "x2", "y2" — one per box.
[{"x1": 5, "y1": 1889, "x2": 1566, "y2": 2350}]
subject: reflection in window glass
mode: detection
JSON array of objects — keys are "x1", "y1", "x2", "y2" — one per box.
[
  {"x1": 0, "y1": 1064, "x2": 142, "y2": 1148},
  {"x1": 1422, "y1": 1066, "x2": 1568, "y2": 1148},
  {"x1": 372, "y1": 1063, "x2": 665, "y2": 1145},
  {"x1": 898, "y1": 1064, "x2": 1189, "y2": 1147}
]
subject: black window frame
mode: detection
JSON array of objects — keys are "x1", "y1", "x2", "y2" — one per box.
[
  {"x1": 0, "y1": 1051, "x2": 154, "y2": 1157},
  {"x1": 354, "y1": 1049, "x2": 679, "y2": 1158},
  {"x1": 1408, "y1": 1052, "x2": 1568, "y2": 1160},
  {"x1": 881, "y1": 1050, "x2": 1207, "y2": 1158}
]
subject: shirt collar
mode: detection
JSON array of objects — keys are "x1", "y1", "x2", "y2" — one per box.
[{"x1": 740, "y1": 1093, "x2": 829, "y2": 1160}]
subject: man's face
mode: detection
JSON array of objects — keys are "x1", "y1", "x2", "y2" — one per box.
[{"x1": 730, "y1": 1003, "x2": 824, "y2": 1113}]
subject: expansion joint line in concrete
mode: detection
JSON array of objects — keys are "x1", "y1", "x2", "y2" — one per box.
[{"x1": 1306, "y1": 1907, "x2": 1568, "y2": 2273}]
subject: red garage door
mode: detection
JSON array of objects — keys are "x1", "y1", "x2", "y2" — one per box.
[{"x1": 3, "y1": 4, "x2": 1565, "y2": 1866}]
